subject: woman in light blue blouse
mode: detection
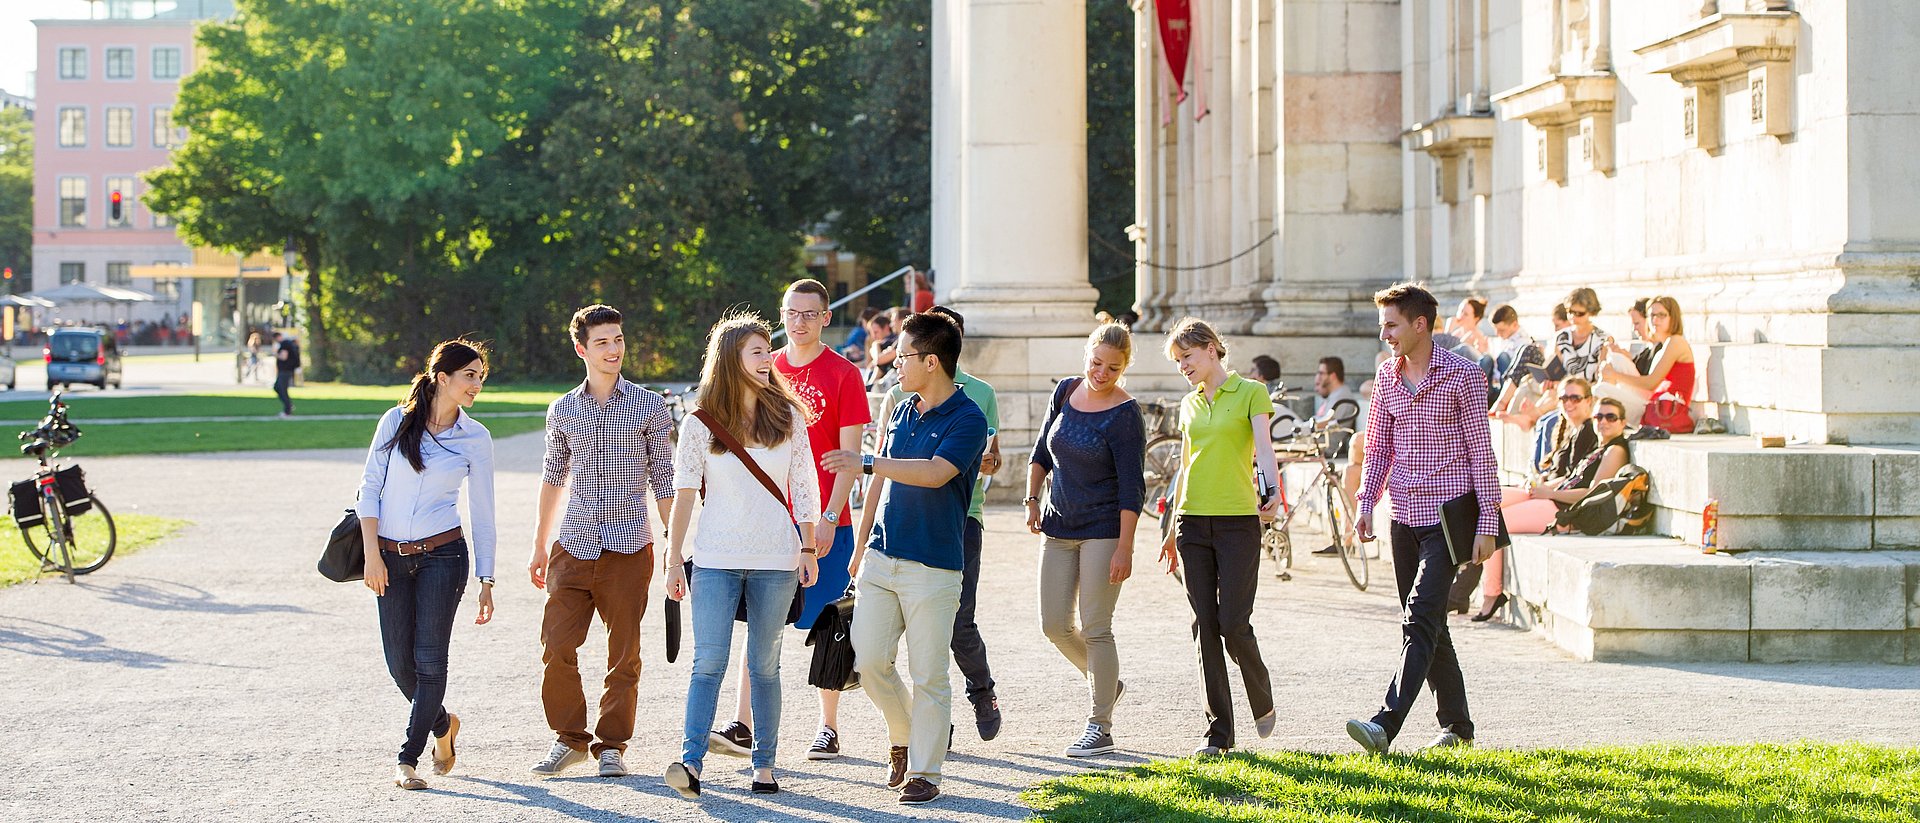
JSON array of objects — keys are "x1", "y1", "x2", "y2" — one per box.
[{"x1": 355, "y1": 340, "x2": 497, "y2": 791}]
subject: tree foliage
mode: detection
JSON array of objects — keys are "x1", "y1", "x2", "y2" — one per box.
[{"x1": 0, "y1": 108, "x2": 31, "y2": 292}]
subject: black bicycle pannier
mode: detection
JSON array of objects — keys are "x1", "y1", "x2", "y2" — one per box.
[
  {"x1": 805, "y1": 590, "x2": 861, "y2": 692},
  {"x1": 10, "y1": 466, "x2": 91, "y2": 528}
]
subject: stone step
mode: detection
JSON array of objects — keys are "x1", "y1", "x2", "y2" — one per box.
[{"x1": 1501, "y1": 534, "x2": 1920, "y2": 664}]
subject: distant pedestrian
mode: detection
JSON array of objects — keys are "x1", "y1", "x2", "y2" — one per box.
[
  {"x1": 272, "y1": 331, "x2": 300, "y2": 416},
  {"x1": 1346, "y1": 282, "x2": 1498, "y2": 756},
  {"x1": 1026, "y1": 321, "x2": 1144, "y2": 757},
  {"x1": 354, "y1": 339, "x2": 497, "y2": 791}
]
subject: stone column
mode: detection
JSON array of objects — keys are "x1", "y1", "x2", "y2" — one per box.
[{"x1": 938, "y1": 0, "x2": 1101, "y2": 336}]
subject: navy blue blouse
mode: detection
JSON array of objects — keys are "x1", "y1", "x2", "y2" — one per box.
[{"x1": 1028, "y1": 378, "x2": 1146, "y2": 540}]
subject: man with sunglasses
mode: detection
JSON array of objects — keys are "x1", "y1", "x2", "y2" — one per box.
[{"x1": 1345, "y1": 283, "x2": 1500, "y2": 756}]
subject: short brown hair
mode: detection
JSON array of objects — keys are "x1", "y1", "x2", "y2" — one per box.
[
  {"x1": 1163, "y1": 316, "x2": 1229, "y2": 361},
  {"x1": 1648, "y1": 295, "x2": 1686, "y2": 337},
  {"x1": 1596, "y1": 397, "x2": 1627, "y2": 419},
  {"x1": 1565, "y1": 287, "x2": 1601, "y2": 316},
  {"x1": 785, "y1": 279, "x2": 831, "y2": 307},
  {"x1": 570, "y1": 304, "x2": 623, "y2": 346},
  {"x1": 1491, "y1": 304, "x2": 1518, "y2": 326},
  {"x1": 1464, "y1": 297, "x2": 1488, "y2": 320},
  {"x1": 1552, "y1": 302, "x2": 1570, "y2": 323},
  {"x1": 1373, "y1": 283, "x2": 1439, "y2": 332},
  {"x1": 1319, "y1": 356, "x2": 1346, "y2": 383}
]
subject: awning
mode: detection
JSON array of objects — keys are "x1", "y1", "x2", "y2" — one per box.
[{"x1": 24, "y1": 283, "x2": 160, "y2": 305}]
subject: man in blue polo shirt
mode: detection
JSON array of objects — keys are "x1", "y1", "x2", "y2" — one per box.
[{"x1": 825, "y1": 312, "x2": 987, "y2": 807}]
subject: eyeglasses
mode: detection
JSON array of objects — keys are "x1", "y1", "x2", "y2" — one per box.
[
  {"x1": 896, "y1": 350, "x2": 937, "y2": 362},
  {"x1": 782, "y1": 309, "x2": 827, "y2": 323},
  {"x1": 1593, "y1": 412, "x2": 1623, "y2": 422},
  {"x1": 1568, "y1": 308, "x2": 1590, "y2": 318},
  {"x1": 1558, "y1": 394, "x2": 1589, "y2": 403}
]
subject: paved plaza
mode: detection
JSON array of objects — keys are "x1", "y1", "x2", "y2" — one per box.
[{"x1": 3, "y1": 431, "x2": 1916, "y2": 823}]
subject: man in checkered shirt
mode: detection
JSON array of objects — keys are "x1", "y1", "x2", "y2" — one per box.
[
  {"x1": 1345, "y1": 283, "x2": 1500, "y2": 756},
  {"x1": 526, "y1": 304, "x2": 678, "y2": 780}
]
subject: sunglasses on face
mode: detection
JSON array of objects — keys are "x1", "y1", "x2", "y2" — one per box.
[
  {"x1": 1559, "y1": 394, "x2": 1589, "y2": 403},
  {"x1": 1593, "y1": 412, "x2": 1623, "y2": 422},
  {"x1": 1569, "y1": 309, "x2": 1590, "y2": 318}
]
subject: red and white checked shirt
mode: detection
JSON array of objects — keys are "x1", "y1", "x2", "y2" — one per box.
[{"x1": 1357, "y1": 343, "x2": 1501, "y2": 535}]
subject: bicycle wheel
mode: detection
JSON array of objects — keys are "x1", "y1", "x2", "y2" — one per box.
[
  {"x1": 22, "y1": 496, "x2": 116, "y2": 577},
  {"x1": 1142, "y1": 434, "x2": 1182, "y2": 520},
  {"x1": 1326, "y1": 481, "x2": 1366, "y2": 591},
  {"x1": 1263, "y1": 522, "x2": 1292, "y2": 580}
]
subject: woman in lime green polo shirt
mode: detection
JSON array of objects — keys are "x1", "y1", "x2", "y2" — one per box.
[{"x1": 1155, "y1": 317, "x2": 1283, "y2": 756}]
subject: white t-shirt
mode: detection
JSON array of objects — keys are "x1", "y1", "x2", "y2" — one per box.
[{"x1": 672, "y1": 411, "x2": 819, "y2": 570}]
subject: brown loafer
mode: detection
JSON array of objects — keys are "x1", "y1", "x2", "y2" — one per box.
[
  {"x1": 394, "y1": 764, "x2": 428, "y2": 790},
  {"x1": 886, "y1": 745, "x2": 909, "y2": 788},
  {"x1": 899, "y1": 777, "x2": 940, "y2": 805},
  {"x1": 431, "y1": 713, "x2": 459, "y2": 775}
]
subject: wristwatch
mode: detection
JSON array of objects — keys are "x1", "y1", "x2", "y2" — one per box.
[
  {"x1": 861, "y1": 454, "x2": 875, "y2": 475},
  {"x1": 478, "y1": 576, "x2": 495, "y2": 586},
  {"x1": 1023, "y1": 496, "x2": 1040, "y2": 505},
  {"x1": 822, "y1": 509, "x2": 840, "y2": 524}
]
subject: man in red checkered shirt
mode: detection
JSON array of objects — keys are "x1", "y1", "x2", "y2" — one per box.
[{"x1": 1345, "y1": 283, "x2": 1499, "y2": 756}]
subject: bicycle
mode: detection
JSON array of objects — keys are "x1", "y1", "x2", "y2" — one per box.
[
  {"x1": 10, "y1": 393, "x2": 117, "y2": 583},
  {"x1": 1139, "y1": 397, "x2": 1184, "y2": 522},
  {"x1": 1267, "y1": 424, "x2": 1366, "y2": 591}
]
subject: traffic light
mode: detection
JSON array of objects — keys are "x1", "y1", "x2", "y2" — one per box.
[{"x1": 110, "y1": 191, "x2": 124, "y2": 223}]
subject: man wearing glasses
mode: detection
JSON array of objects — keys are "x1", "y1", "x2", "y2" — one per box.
[
  {"x1": 707, "y1": 279, "x2": 874, "y2": 763},
  {"x1": 824, "y1": 312, "x2": 988, "y2": 806}
]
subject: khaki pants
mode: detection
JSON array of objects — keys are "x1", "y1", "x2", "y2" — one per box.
[
  {"x1": 540, "y1": 544, "x2": 652, "y2": 756},
  {"x1": 1038, "y1": 537, "x2": 1125, "y2": 728},
  {"x1": 851, "y1": 551, "x2": 963, "y2": 785}
]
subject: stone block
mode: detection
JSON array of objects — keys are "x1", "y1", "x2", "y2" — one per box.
[
  {"x1": 1284, "y1": 1, "x2": 1347, "y2": 75},
  {"x1": 1283, "y1": 213, "x2": 1403, "y2": 282},
  {"x1": 1286, "y1": 143, "x2": 1349, "y2": 214},
  {"x1": 1631, "y1": 438, "x2": 1874, "y2": 517},
  {"x1": 1285, "y1": 73, "x2": 1402, "y2": 144},
  {"x1": 1346, "y1": 142, "x2": 1403, "y2": 213},
  {"x1": 1748, "y1": 552, "x2": 1907, "y2": 631},
  {"x1": 1345, "y1": 1, "x2": 1400, "y2": 74},
  {"x1": 1750, "y1": 631, "x2": 1907, "y2": 664},
  {"x1": 1879, "y1": 518, "x2": 1920, "y2": 551},
  {"x1": 1505, "y1": 535, "x2": 1749, "y2": 631},
  {"x1": 1875, "y1": 448, "x2": 1920, "y2": 516},
  {"x1": 1589, "y1": 629, "x2": 1751, "y2": 663}
]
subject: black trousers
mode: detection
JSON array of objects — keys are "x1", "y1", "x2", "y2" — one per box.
[
  {"x1": 273, "y1": 370, "x2": 295, "y2": 414},
  {"x1": 951, "y1": 516, "x2": 995, "y2": 705},
  {"x1": 1175, "y1": 514, "x2": 1273, "y2": 748},
  {"x1": 1371, "y1": 521, "x2": 1474, "y2": 742}
]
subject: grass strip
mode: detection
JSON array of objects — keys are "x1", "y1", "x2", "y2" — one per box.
[
  {"x1": 0, "y1": 381, "x2": 583, "y2": 423},
  {"x1": 0, "y1": 513, "x2": 191, "y2": 588},
  {"x1": 9, "y1": 414, "x2": 548, "y2": 458},
  {"x1": 1022, "y1": 743, "x2": 1920, "y2": 822}
]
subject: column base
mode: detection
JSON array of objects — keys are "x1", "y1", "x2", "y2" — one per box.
[{"x1": 947, "y1": 283, "x2": 1103, "y2": 338}]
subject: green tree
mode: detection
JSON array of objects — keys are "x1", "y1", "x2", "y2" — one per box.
[{"x1": 0, "y1": 108, "x2": 31, "y2": 294}]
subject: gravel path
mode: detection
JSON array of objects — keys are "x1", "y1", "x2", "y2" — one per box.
[{"x1": 2, "y1": 432, "x2": 1916, "y2": 823}]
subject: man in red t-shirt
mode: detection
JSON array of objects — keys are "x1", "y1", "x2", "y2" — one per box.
[{"x1": 707, "y1": 278, "x2": 872, "y2": 763}]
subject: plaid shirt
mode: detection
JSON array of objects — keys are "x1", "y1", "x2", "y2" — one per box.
[
  {"x1": 541, "y1": 377, "x2": 677, "y2": 560},
  {"x1": 1358, "y1": 344, "x2": 1501, "y2": 535}
]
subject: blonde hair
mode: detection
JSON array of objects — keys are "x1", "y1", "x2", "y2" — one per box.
[
  {"x1": 1162, "y1": 316, "x2": 1228, "y2": 362},
  {"x1": 695, "y1": 312, "x2": 802, "y2": 454},
  {"x1": 1086, "y1": 322, "x2": 1133, "y2": 370}
]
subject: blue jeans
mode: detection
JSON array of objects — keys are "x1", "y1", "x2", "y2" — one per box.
[
  {"x1": 375, "y1": 540, "x2": 467, "y2": 766},
  {"x1": 681, "y1": 565, "x2": 798, "y2": 771}
]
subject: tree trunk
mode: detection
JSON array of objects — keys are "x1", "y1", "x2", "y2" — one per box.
[{"x1": 298, "y1": 237, "x2": 333, "y2": 381}]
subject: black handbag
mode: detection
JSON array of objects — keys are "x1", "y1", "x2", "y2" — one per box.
[
  {"x1": 804, "y1": 588, "x2": 860, "y2": 691},
  {"x1": 318, "y1": 507, "x2": 366, "y2": 582}
]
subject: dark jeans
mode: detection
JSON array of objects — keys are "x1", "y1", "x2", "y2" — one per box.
[
  {"x1": 375, "y1": 540, "x2": 468, "y2": 766},
  {"x1": 951, "y1": 516, "x2": 995, "y2": 706},
  {"x1": 1371, "y1": 521, "x2": 1474, "y2": 743},
  {"x1": 1175, "y1": 514, "x2": 1273, "y2": 748},
  {"x1": 273, "y1": 370, "x2": 294, "y2": 414}
]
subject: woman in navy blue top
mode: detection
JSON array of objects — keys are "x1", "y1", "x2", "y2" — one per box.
[{"x1": 1024, "y1": 322, "x2": 1145, "y2": 758}]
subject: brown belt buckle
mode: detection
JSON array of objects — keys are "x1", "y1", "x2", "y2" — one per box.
[{"x1": 395, "y1": 540, "x2": 426, "y2": 556}]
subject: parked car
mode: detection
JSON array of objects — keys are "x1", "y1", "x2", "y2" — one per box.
[{"x1": 45, "y1": 328, "x2": 123, "y2": 391}]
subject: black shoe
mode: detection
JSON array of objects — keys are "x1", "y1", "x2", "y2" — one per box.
[
  {"x1": 708, "y1": 721, "x2": 752, "y2": 758},
  {"x1": 665, "y1": 762, "x2": 700, "y2": 799},
  {"x1": 899, "y1": 777, "x2": 941, "y2": 805},
  {"x1": 1471, "y1": 593, "x2": 1510, "y2": 622},
  {"x1": 805, "y1": 725, "x2": 841, "y2": 761},
  {"x1": 751, "y1": 780, "x2": 779, "y2": 794},
  {"x1": 1312, "y1": 544, "x2": 1340, "y2": 556},
  {"x1": 973, "y1": 694, "x2": 1003, "y2": 741}
]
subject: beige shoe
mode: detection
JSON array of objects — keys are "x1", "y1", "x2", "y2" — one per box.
[
  {"x1": 394, "y1": 764, "x2": 428, "y2": 790},
  {"x1": 431, "y1": 713, "x2": 460, "y2": 775}
]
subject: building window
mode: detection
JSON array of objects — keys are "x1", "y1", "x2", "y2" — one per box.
[
  {"x1": 106, "y1": 176, "x2": 134, "y2": 228},
  {"x1": 150, "y1": 267, "x2": 182, "y2": 301},
  {"x1": 152, "y1": 47, "x2": 182, "y2": 80},
  {"x1": 106, "y1": 107, "x2": 134, "y2": 147},
  {"x1": 153, "y1": 208, "x2": 174, "y2": 229},
  {"x1": 60, "y1": 263, "x2": 85, "y2": 285},
  {"x1": 58, "y1": 107, "x2": 86, "y2": 147},
  {"x1": 153, "y1": 106, "x2": 185, "y2": 148},
  {"x1": 59, "y1": 177, "x2": 87, "y2": 227},
  {"x1": 106, "y1": 262, "x2": 132, "y2": 287},
  {"x1": 58, "y1": 48, "x2": 85, "y2": 80},
  {"x1": 106, "y1": 47, "x2": 134, "y2": 80}
]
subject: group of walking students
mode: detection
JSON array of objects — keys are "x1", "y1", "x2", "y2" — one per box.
[{"x1": 354, "y1": 278, "x2": 1498, "y2": 805}]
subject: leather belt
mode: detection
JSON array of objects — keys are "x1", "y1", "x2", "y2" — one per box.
[{"x1": 379, "y1": 527, "x2": 464, "y2": 556}]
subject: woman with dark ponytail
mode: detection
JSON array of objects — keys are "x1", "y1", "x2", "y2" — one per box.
[{"x1": 354, "y1": 339, "x2": 498, "y2": 791}]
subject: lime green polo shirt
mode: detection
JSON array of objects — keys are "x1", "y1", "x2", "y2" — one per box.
[
  {"x1": 1177, "y1": 372, "x2": 1275, "y2": 516},
  {"x1": 886, "y1": 370, "x2": 999, "y2": 521}
]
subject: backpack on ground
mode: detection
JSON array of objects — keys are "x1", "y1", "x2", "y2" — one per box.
[{"x1": 1556, "y1": 465, "x2": 1653, "y2": 536}]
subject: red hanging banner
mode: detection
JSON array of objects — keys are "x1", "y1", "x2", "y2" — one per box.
[{"x1": 1155, "y1": 0, "x2": 1193, "y2": 103}]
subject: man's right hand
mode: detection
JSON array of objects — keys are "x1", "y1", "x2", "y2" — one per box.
[
  {"x1": 528, "y1": 541, "x2": 550, "y2": 590},
  {"x1": 1356, "y1": 517, "x2": 1376, "y2": 544}
]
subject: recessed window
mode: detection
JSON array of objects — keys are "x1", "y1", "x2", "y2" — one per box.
[
  {"x1": 106, "y1": 47, "x2": 134, "y2": 80},
  {"x1": 152, "y1": 47, "x2": 182, "y2": 80},
  {"x1": 58, "y1": 48, "x2": 86, "y2": 80},
  {"x1": 58, "y1": 107, "x2": 86, "y2": 147},
  {"x1": 60, "y1": 263, "x2": 85, "y2": 285},
  {"x1": 106, "y1": 107, "x2": 134, "y2": 147},
  {"x1": 59, "y1": 177, "x2": 87, "y2": 227},
  {"x1": 107, "y1": 262, "x2": 132, "y2": 287},
  {"x1": 151, "y1": 275, "x2": 181, "y2": 301},
  {"x1": 152, "y1": 106, "x2": 185, "y2": 148}
]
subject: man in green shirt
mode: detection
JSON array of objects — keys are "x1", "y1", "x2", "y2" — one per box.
[{"x1": 863, "y1": 305, "x2": 1003, "y2": 741}]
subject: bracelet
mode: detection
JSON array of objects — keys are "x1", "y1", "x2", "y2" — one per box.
[
  {"x1": 800, "y1": 546, "x2": 818, "y2": 555},
  {"x1": 1023, "y1": 496, "x2": 1040, "y2": 505}
]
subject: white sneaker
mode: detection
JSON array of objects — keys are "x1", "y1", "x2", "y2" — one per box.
[
  {"x1": 1416, "y1": 731, "x2": 1473, "y2": 752},
  {"x1": 598, "y1": 748, "x2": 628, "y2": 777},
  {"x1": 530, "y1": 742, "x2": 588, "y2": 777}
]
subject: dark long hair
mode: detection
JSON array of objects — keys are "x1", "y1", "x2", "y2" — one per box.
[
  {"x1": 385, "y1": 339, "x2": 488, "y2": 472},
  {"x1": 695, "y1": 313, "x2": 800, "y2": 454}
]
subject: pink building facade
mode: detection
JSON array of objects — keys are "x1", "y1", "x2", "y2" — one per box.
[{"x1": 30, "y1": 5, "x2": 226, "y2": 325}]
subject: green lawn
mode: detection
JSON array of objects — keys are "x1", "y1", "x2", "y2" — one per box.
[
  {"x1": 0, "y1": 381, "x2": 579, "y2": 423},
  {"x1": 1022, "y1": 743, "x2": 1920, "y2": 822},
  {"x1": 0, "y1": 513, "x2": 190, "y2": 587},
  {"x1": 26, "y1": 414, "x2": 550, "y2": 457}
]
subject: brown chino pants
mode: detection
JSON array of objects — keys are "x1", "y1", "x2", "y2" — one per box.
[{"x1": 540, "y1": 543, "x2": 652, "y2": 756}]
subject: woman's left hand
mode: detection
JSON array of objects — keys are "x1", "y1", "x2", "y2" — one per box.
[
  {"x1": 474, "y1": 585, "x2": 495, "y2": 625},
  {"x1": 800, "y1": 552, "x2": 820, "y2": 588}
]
